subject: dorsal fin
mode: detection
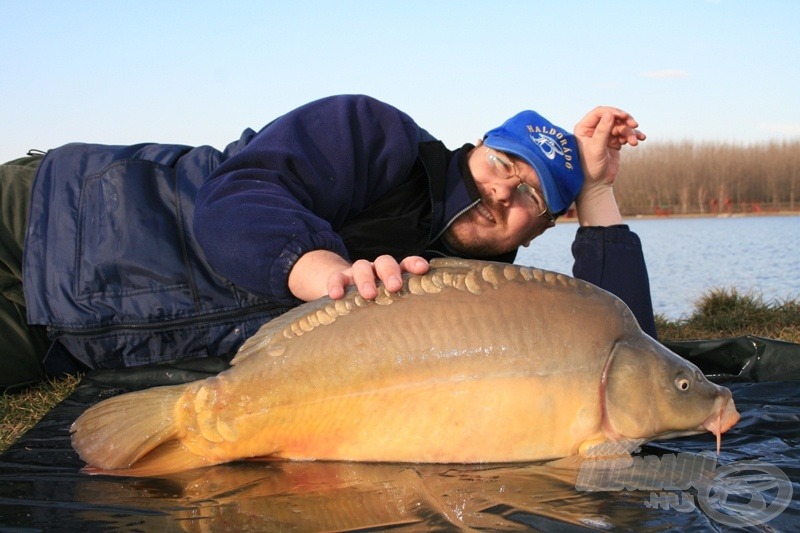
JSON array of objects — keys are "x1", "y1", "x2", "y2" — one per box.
[{"x1": 231, "y1": 295, "x2": 340, "y2": 365}]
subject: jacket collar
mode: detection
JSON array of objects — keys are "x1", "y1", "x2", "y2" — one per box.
[{"x1": 426, "y1": 142, "x2": 517, "y2": 264}]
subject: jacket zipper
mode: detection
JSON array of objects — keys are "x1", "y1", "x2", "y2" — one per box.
[
  {"x1": 53, "y1": 302, "x2": 288, "y2": 336},
  {"x1": 416, "y1": 143, "x2": 481, "y2": 253}
]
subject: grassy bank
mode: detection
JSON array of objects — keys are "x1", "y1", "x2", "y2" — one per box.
[
  {"x1": 1, "y1": 374, "x2": 81, "y2": 453},
  {"x1": 2, "y1": 289, "x2": 799, "y2": 454},
  {"x1": 655, "y1": 288, "x2": 800, "y2": 343}
]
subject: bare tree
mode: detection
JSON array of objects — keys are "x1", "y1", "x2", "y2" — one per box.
[{"x1": 612, "y1": 141, "x2": 800, "y2": 216}]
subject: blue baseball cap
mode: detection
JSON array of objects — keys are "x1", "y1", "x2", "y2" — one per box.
[{"x1": 483, "y1": 111, "x2": 584, "y2": 214}]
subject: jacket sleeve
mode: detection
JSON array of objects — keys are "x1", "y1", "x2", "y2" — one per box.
[
  {"x1": 194, "y1": 95, "x2": 423, "y2": 304},
  {"x1": 571, "y1": 225, "x2": 658, "y2": 339}
]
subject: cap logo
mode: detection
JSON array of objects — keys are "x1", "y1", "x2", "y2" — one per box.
[
  {"x1": 530, "y1": 132, "x2": 563, "y2": 161},
  {"x1": 526, "y1": 125, "x2": 575, "y2": 170}
]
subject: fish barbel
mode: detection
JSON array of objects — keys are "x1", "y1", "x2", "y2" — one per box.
[{"x1": 71, "y1": 258, "x2": 739, "y2": 476}]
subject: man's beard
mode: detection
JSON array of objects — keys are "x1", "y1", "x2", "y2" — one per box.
[{"x1": 442, "y1": 219, "x2": 515, "y2": 258}]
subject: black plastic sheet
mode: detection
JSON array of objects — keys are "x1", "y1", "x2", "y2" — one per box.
[{"x1": 1, "y1": 336, "x2": 799, "y2": 531}]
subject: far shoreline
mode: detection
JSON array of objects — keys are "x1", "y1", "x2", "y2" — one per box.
[{"x1": 558, "y1": 210, "x2": 800, "y2": 223}]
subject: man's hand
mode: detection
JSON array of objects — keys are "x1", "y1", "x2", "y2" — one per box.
[
  {"x1": 573, "y1": 107, "x2": 645, "y2": 226},
  {"x1": 289, "y1": 250, "x2": 429, "y2": 302}
]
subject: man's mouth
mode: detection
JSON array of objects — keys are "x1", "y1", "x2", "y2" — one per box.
[{"x1": 475, "y1": 202, "x2": 496, "y2": 223}]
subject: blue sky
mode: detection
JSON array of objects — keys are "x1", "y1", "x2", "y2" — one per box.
[{"x1": 2, "y1": 0, "x2": 798, "y2": 163}]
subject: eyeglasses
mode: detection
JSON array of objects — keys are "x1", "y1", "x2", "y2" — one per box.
[{"x1": 485, "y1": 148, "x2": 557, "y2": 223}]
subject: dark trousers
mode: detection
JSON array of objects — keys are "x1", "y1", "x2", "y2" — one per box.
[{"x1": 0, "y1": 155, "x2": 52, "y2": 390}]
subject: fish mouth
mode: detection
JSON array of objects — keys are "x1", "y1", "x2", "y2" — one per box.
[{"x1": 702, "y1": 395, "x2": 740, "y2": 454}]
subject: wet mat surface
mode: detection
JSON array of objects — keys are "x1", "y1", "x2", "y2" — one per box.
[{"x1": 2, "y1": 337, "x2": 799, "y2": 531}]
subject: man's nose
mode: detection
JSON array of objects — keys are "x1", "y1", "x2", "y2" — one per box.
[{"x1": 490, "y1": 177, "x2": 519, "y2": 203}]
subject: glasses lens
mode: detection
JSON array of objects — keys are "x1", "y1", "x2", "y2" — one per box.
[
  {"x1": 486, "y1": 148, "x2": 556, "y2": 223},
  {"x1": 486, "y1": 149, "x2": 514, "y2": 179},
  {"x1": 518, "y1": 183, "x2": 547, "y2": 216}
]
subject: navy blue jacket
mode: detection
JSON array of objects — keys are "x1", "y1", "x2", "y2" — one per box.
[{"x1": 23, "y1": 95, "x2": 656, "y2": 371}]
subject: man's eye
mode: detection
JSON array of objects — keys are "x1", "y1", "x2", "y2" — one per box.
[{"x1": 517, "y1": 183, "x2": 537, "y2": 201}]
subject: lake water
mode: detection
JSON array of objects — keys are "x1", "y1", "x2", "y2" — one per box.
[{"x1": 515, "y1": 215, "x2": 800, "y2": 320}]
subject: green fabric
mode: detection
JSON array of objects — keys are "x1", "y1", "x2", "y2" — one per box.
[{"x1": 0, "y1": 155, "x2": 51, "y2": 391}]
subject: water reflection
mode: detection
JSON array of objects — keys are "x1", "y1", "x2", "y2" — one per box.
[{"x1": 68, "y1": 459, "x2": 727, "y2": 531}]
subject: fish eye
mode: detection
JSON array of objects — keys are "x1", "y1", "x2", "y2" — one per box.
[{"x1": 675, "y1": 374, "x2": 692, "y2": 391}]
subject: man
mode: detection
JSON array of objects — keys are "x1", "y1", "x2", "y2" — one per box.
[{"x1": 2, "y1": 94, "x2": 652, "y2": 390}]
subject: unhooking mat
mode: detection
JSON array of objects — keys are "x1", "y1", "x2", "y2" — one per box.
[{"x1": 1, "y1": 335, "x2": 799, "y2": 531}]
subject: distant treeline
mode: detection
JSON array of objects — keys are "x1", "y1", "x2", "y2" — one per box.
[{"x1": 612, "y1": 140, "x2": 800, "y2": 216}]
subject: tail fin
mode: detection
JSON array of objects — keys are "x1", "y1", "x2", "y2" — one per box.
[{"x1": 70, "y1": 384, "x2": 187, "y2": 471}]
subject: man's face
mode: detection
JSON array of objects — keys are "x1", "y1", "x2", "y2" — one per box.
[{"x1": 444, "y1": 144, "x2": 555, "y2": 257}]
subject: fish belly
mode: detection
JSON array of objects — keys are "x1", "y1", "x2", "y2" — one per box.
[{"x1": 181, "y1": 370, "x2": 604, "y2": 464}]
